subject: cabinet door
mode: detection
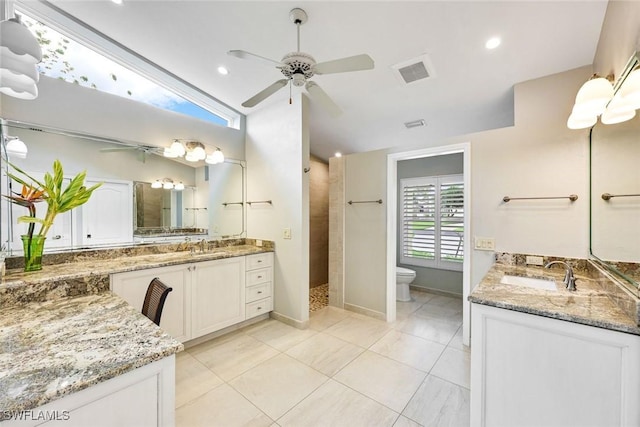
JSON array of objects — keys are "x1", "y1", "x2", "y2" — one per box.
[
  {"x1": 191, "y1": 257, "x2": 246, "y2": 338},
  {"x1": 111, "y1": 265, "x2": 190, "y2": 342},
  {"x1": 81, "y1": 180, "x2": 133, "y2": 246}
]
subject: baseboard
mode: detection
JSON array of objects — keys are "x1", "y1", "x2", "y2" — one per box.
[
  {"x1": 183, "y1": 313, "x2": 270, "y2": 349},
  {"x1": 270, "y1": 311, "x2": 310, "y2": 330},
  {"x1": 410, "y1": 285, "x2": 463, "y2": 299},
  {"x1": 344, "y1": 303, "x2": 386, "y2": 321}
]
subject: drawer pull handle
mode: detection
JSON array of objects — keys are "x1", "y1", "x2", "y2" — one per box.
[
  {"x1": 257, "y1": 276, "x2": 262, "y2": 279},
  {"x1": 257, "y1": 291, "x2": 262, "y2": 294},
  {"x1": 257, "y1": 260, "x2": 262, "y2": 263},
  {"x1": 257, "y1": 306, "x2": 262, "y2": 310},
  {"x1": 53, "y1": 235, "x2": 62, "y2": 240}
]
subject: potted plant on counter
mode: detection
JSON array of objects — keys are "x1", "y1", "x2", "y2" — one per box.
[{"x1": 4, "y1": 160, "x2": 101, "y2": 271}]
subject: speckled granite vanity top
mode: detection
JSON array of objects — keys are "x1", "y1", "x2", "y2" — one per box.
[
  {"x1": 0, "y1": 239, "x2": 273, "y2": 416},
  {"x1": 0, "y1": 293, "x2": 183, "y2": 415},
  {"x1": 470, "y1": 259, "x2": 640, "y2": 336}
]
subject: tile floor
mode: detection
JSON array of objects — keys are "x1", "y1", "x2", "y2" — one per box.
[{"x1": 176, "y1": 290, "x2": 470, "y2": 427}]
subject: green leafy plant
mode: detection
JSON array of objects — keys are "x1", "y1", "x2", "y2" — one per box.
[{"x1": 5, "y1": 160, "x2": 102, "y2": 240}]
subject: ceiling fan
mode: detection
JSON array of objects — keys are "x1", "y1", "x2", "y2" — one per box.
[
  {"x1": 228, "y1": 8, "x2": 374, "y2": 117},
  {"x1": 99, "y1": 144, "x2": 162, "y2": 163}
]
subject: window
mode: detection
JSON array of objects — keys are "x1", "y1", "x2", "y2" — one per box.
[
  {"x1": 401, "y1": 175, "x2": 464, "y2": 271},
  {"x1": 14, "y1": 2, "x2": 240, "y2": 128}
]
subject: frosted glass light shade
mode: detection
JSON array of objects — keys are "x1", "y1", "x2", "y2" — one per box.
[
  {"x1": 567, "y1": 113, "x2": 597, "y2": 129},
  {"x1": 174, "y1": 182, "x2": 185, "y2": 191},
  {"x1": 0, "y1": 18, "x2": 43, "y2": 63},
  {"x1": 5, "y1": 137, "x2": 28, "y2": 158},
  {"x1": 0, "y1": 77, "x2": 37, "y2": 99},
  {"x1": 151, "y1": 180, "x2": 162, "y2": 189},
  {"x1": 162, "y1": 181, "x2": 174, "y2": 189},
  {"x1": 573, "y1": 77, "x2": 613, "y2": 116},
  {"x1": 185, "y1": 151, "x2": 199, "y2": 162},
  {"x1": 601, "y1": 95, "x2": 636, "y2": 125},
  {"x1": 192, "y1": 146, "x2": 206, "y2": 160},
  {"x1": 170, "y1": 140, "x2": 186, "y2": 156},
  {"x1": 1, "y1": 49, "x2": 39, "y2": 84},
  {"x1": 205, "y1": 149, "x2": 225, "y2": 164},
  {"x1": 163, "y1": 147, "x2": 179, "y2": 158},
  {"x1": 620, "y1": 68, "x2": 640, "y2": 110}
]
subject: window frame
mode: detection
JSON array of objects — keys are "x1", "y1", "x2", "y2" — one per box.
[
  {"x1": 12, "y1": 0, "x2": 242, "y2": 129},
  {"x1": 400, "y1": 174, "x2": 464, "y2": 272}
]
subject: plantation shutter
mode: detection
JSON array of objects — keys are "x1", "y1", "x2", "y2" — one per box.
[
  {"x1": 402, "y1": 181, "x2": 436, "y2": 261},
  {"x1": 400, "y1": 175, "x2": 464, "y2": 271}
]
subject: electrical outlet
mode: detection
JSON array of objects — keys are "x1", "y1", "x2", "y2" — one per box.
[
  {"x1": 474, "y1": 237, "x2": 495, "y2": 251},
  {"x1": 526, "y1": 255, "x2": 544, "y2": 266},
  {"x1": 255, "y1": 239, "x2": 263, "y2": 247},
  {"x1": 283, "y1": 228, "x2": 292, "y2": 239}
]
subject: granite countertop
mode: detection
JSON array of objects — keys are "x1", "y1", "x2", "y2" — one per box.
[
  {"x1": 470, "y1": 263, "x2": 640, "y2": 336},
  {"x1": 0, "y1": 293, "x2": 184, "y2": 417},
  {"x1": 1, "y1": 245, "x2": 272, "y2": 306}
]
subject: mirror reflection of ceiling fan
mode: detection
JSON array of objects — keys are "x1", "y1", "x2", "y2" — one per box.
[
  {"x1": 99, "y1": 144, "x2": 162, "y2": 163},
  {"x1": 228, "y1": 8, "x2": 374, "y2": 117}
]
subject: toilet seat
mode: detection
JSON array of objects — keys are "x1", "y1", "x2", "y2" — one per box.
[{"x1": 397, "y1": 267, "x2": 416, "y2": 277}]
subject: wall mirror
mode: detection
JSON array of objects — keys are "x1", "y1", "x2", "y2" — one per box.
[
  {"x1": 589, "y1": 53, "x2": 640, "y2": 292},
  {"x1": 0, "y1": 120, "x2": 246, "y2": 254}
]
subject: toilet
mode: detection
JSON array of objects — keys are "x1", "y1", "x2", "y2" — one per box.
[{"x1": 396, "y1": 266, "x2": 416, "y2": 302}]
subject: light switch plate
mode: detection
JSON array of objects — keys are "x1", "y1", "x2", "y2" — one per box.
[
  {"x1": 526, "y1": 255, "x2": 544, "y2": 266},
  {"x1": 283, "y1": 228, "x2": 292, "y2": 239},
  {"x1": 474, "y1": 237, "x2": 495, "y2": 251}
]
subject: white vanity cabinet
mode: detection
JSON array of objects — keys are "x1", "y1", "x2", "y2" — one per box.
[
  {"x1": 470, "y1": 303, "x2": 640, "y2": 427},
  {"x1": 245, "y1": 253, "x2": 274, "y2": 319},
  {"x1": 191, "y1": 257, "x2": 246, "y2": 337},
  {"x1": 111, "y1": 264, "x2": 190, "y2": 342},
  {"x1": 111, "y1": 252, "x2": 273, "y2": 343}
]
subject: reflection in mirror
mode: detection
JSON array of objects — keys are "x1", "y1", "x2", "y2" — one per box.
[
  {"x1": 590, "y1": 115, "x2": 640, "y2": 290},
  {"x1": 0, "y1": 120, "x2": 245, "y2": 253},
  {"x1": 208, "y1": 161, "x2": 245, "y2": 238},
  {"x1": 134, "y1": 182, "x2": 204, "y2": 234}
]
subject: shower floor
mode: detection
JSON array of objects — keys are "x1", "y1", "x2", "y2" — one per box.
[{"x1": 309, "y1": 283, "x2": 328, "y2": 312}]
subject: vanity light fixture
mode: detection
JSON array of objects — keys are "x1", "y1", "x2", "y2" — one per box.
[
  {"x1": 174, "y1": 182, "x2": 185, "y2": 191},
  {"x1": 205, "y1": 148, "x2": 225, "y2": 165},
  {"x1": 0, "y1": 15, "x2": 43, "y2": 100},
  {"x1": 151, "y1": 180, "x2": 163, "y2": 189},
  {"x1": 4, "y1": 136, "x2": 28, "y2": 158},
  {"x1": 568, "y1": 52, "x2": 640, "y2": 129},
  {"x1": 151, "y1": 178, "x2": 183, "y2": 190}
]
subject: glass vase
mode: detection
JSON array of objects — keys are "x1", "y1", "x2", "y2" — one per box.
[{"x1": 21, "y1": 235, "x2": 46, "y2": 272}]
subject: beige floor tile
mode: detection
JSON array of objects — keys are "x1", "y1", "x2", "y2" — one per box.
[
  {"x1": 175, "y1": 351, "x2": 224, "y2": 408},
  {"x1": 396, "y1": 316, "x2": 460, "y2": 345},
  {"x1": 409, "y1": 290, "x2": 435, "y2": 304},
  {"x1": 190, "y1": 333, "x2": 279, "y2": 381},
  {"x1": 308, "y1": 306, "x2": 351, "y2": 331},
  {"x1": 402, "y1": 375, "x2": 470, "y2": 427},
  {"x1": 333, "y1": 351, "x2": 426, "y2": 412},
  {"x1": 393, "y1": 415, "x2": 423, "y2": 427},
  {"x1": 395, "y1": 300, "x2": 424, "y2": 320},
  {"x1": 447, "y1": 325, "x2": 470, "y2": 353},
  {"x1": 176, "y1": 383, "x2": 272, "y2": 427},
  {"x1": 414, "y1": 300, "x2": 463, "y2": 325},
  {"x1": 430, "y1": 347, "x2": 471, "y2": 389},
  {"x1": 369, "y1": 330, "x2": 446, "y2": 372},
  {"x1": 229, "y1": 353, "x2": 328, "y2": 420},
  {"x1": 245, "y1": 319, "x2": 318, "y2": 351},
  {"x1": 324, "y1": 314, "x2": 392, "y2": 348},
  {"x1": 277, "y1": 379, "x2": 398, "y2": 427},
  {"x1": 285, "y1": 332, "x2": 364, "y2": 376}
]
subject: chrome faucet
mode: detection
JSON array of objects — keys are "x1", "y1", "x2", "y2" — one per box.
[
  {"x1": 544, "y1": 261, "x2": 577, "y2": 291},
  {"x1": 199, "y1": 238, "x2": 207, "y2": 253}
]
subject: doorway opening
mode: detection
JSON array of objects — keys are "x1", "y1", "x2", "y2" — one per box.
[{"x1": 386, "y1": 143, "x2": 471, "y2": 346}]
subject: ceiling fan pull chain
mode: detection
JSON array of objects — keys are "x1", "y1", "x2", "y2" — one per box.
[
  {"x1": 297, "y1": 22, "x2": 301, "y2": 52},
  {"x1": 289, "y1": 79, "x2": 292, "y2": 104}
]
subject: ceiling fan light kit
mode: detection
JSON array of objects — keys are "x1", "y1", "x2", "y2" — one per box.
[{"x1": 228, "y1": 7, "x2": 374, "y2": 117}]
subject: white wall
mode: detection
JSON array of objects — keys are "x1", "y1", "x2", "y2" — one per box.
[
  {"x1": 246, "y1": 94, "x2": 310, "y2": 326},
  {"x1": 344, "y1": 149, "x2": 388, "y2": 316},
  {"x1": 207, "y1": 162, "x2": 245, "y2": 237}
]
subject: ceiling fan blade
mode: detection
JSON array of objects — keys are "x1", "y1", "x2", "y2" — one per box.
[
  {"x1": 314, "y1": 54, "x2": 374, "y2": 75},
  {"x1": 227, "y1": 50, "x2": 284, "y2": 68},
  {"x1": 242, "y1": 79, "x2": 289, "y2": 108},
  {"x1": 305, "y1": 81, "x2": 342, "y2": 117}
]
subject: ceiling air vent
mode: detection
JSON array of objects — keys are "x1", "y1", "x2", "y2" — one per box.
[{"x1": 392, "y1": 54, "x2": 436, "y2": 85}]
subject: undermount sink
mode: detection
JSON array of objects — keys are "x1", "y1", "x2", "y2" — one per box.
[{"x1": 500, "y1": 274, "x2": 558, "y2": 291}]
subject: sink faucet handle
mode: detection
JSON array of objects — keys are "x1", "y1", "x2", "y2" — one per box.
[{"x1": 567, "y1": 276, "x2": 577, "y2": 291}]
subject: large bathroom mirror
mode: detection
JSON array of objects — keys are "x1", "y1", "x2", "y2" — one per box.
[
  {"x1": 0, "y1": 120, "x2": 246, "y2": 254},
  {"x1": 590, "y1": 115, "x2": 640, "y2": 290}
]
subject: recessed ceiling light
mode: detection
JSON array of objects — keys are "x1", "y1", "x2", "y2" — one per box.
[
  {"x1": 334, "y1": 152, "x2": 342, "y2": 158},
  {"x1": 111, "y1": 0, "x2": 123, "y2": 4},
  {"x1": 485, "y1": 37, "x2": 501, "y2": 50},
  {"x1": 217, "y1": 66, "x2": 229, "y2": 75}
]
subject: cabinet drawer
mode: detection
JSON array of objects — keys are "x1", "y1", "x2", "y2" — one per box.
[
  {"x1": 246, "y1": 297, "x2": 272, "y2": 319},
  {"x1": 246, "y1": 253, "x2": 273, "y2": 270},
  {"x1": 246, "y1": 283, "x2": 271, "y2": 303},
  {"x1": 246, "y1": 267, "x2": 272, "y2": 286}
]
